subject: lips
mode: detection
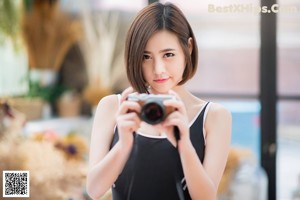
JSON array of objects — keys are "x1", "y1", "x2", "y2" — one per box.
[{"x1": 154, "y1": 78, "x2": 169, "y2": 83}]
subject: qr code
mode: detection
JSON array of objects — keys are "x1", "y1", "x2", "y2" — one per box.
[{"x1": 2, "y1": 170, "x2": 30, "y2": 197}]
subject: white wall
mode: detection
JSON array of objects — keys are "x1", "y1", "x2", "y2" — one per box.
[{"x1": 0, "y1": 41, "x2": 28, "y2": 96}]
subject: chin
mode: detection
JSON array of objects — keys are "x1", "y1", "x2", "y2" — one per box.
[
  {"x1": 150, "y1": 86, "x2": 172, "y2": 94},
  {"x1": 149, "y1": 81, "x2": 179, "y2": 94},
  {"x1": 150, "y1": 90, "x2": 169, "y2": 95}
]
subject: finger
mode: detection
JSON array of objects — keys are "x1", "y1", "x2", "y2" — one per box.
[
  {"x1": 118, "y1": 101, "x2": 141, "y2": 115},
  {"x1": 163, "y1": 100, "x2": 187, "y2": 115},
  {"x1": 117, "y1": 112, "x2": 141, "y2": 124},
  {"x1": 126, "y1": 112, "x2": 142, "y2": 124},
  {"x1": 163, "y1": 91, "x2": 185, "y2": 112},
  {"x1": 117, "y1": 114, "x2": 141, "y2": 130},
  {"x1": 168, "y1": 90, "x2": 182, "y2": 101},
  {"x1": 120, "y1": 87, "x2": 135, "y2": 103},
  {"x1": 162, "y1": 117, "x2": 180, "y2": 128},
  {"x1": 117, "y1": 121, "x2": 140, "y2": 132},
  {"x1": 162, "y1": 114, "x2": 187, "y2": 131}
]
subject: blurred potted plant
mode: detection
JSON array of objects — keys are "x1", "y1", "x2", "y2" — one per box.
[
  {"x1": 79, "y1": 3, "x2": 128, "y2": 109},
  {"x1": 0, "y1": 0, "x2": 44, "y2": 120},
  {"x1": 20, "y1": 0, "x2": 85, "y2": 117}
]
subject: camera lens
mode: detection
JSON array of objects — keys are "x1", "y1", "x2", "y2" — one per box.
[{"x1": 141, "y1": 102, "x2": 165, "y2": 125}]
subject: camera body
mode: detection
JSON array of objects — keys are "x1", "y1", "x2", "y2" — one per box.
[{"x1": 127, "y1": 93, "x2": 176, "y2": 125}]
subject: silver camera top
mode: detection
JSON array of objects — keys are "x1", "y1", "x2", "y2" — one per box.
[{"x1": 127, "y1": 93, "x2": 176, "y2": 102}]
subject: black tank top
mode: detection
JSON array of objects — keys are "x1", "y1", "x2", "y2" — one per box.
[{"x1": 110, "y1": 102, "x2": 210, "y2": 200}]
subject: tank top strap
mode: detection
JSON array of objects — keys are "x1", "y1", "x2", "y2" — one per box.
[
  {"x1": 117, "y1": 94, "x2": 122, "y2": 106},
  {"x1": 202, "y1": 102, "x2": 211, "y2": 145},
  {"x1": 113, "y1": 94, "x2": 122, "y2": 133}
]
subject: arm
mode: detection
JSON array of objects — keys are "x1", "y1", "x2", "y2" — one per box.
[
  {"x1": 178, "y1": 103, "x2": 232, "y2": 200},
  {"x1": 86, "y1": 95, "x2": 129, "y2": 199},
  {"x1": 86, "y1": 91, "x2": 141, "y2": 199}
]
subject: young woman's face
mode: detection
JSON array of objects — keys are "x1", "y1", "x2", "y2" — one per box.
[{"x1": 142, "y1": 30, "x2": 186, "y2": 94}]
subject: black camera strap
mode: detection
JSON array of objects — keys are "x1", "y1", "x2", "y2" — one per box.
[
  {"x1": 173, "y1": 126, "x2": 186, "y2": 200},
  {"x1": 174, "y1": 126, "x2": 180, "y2": 142}
]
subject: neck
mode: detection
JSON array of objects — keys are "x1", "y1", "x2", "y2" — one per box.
[
  {"x1": 173, "y1": 85, "x2": 189, "y2": 97},
  {"x1": 172, "y1": 86, "x2": 197, "y2": 105}
]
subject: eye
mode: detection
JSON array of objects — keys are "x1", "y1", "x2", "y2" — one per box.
[
  {"x1": 164, "y1": 53, "x2": 175, "y2": 58},
  {"x1": 143, "y1": 54, "x2": 151, "y2": 60}
]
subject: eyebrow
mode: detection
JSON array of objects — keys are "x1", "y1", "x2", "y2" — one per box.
[{"x1": 144, "y1": 48, "x2": 176, "y2": 54}]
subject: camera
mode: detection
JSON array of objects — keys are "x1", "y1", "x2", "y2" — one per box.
[{"x1": 127, "y1": 93, "x2": 176, "y2": 125}]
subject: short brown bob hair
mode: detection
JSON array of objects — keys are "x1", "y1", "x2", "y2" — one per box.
[{"x1": 125, "y1": 2, "x2": 198, "y2": 93}]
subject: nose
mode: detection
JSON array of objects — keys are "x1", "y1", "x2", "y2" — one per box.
[{"x1": 153, "y1": 58, "x2": 166, "y2": 75}]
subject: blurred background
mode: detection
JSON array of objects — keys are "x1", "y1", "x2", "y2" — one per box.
[{"x1": 0, "y1": 0, "x2": 299, "y2": 200}]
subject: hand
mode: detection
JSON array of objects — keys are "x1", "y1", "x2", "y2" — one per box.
[
  {"x1": 116, "y1": 87, "x2": 141, "y2": 149},
  {"x1": 154, "y1": 91, "x2": 190, "y2": 147}
]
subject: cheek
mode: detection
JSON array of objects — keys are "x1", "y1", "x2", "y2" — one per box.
[
  {"x1": 172, "y1": 59, "x2": 186, "y2": 75},
  {"x1": 142, "y1": 65, "x2": 151, "y2": 81}
]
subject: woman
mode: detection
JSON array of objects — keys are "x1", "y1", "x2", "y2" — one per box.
[{"x1": 87, "y1": 2, "x2": 231, "y2": 200}]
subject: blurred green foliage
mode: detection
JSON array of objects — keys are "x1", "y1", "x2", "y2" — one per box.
[
  {"x1": 27, "y1": 79, "x2": 70, "y2": 103},
  {"x1": 0, "y1": 0, "x2": 21, "y2": 49}
]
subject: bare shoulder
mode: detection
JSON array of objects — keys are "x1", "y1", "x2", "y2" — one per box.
[
  {"x1": 205, "y1": 102, "x2": 232, "y2": 131},
  {"x1": 92, "y1": 94, "x2": 120, "y2": 130},
  {"x1": 94, "y1": 94, "x2": 119, "y2": 116},
  {"x1": 208, "y1": 102, "x2": 231, "y2": 117},
  {"x1": 91, "y1": 94, "x2": 120, "y2": 144}
]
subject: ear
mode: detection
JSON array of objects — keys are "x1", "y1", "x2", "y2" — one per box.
[{"x1": 188, "y1": 37, "x2": 193, "y2": 55}]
